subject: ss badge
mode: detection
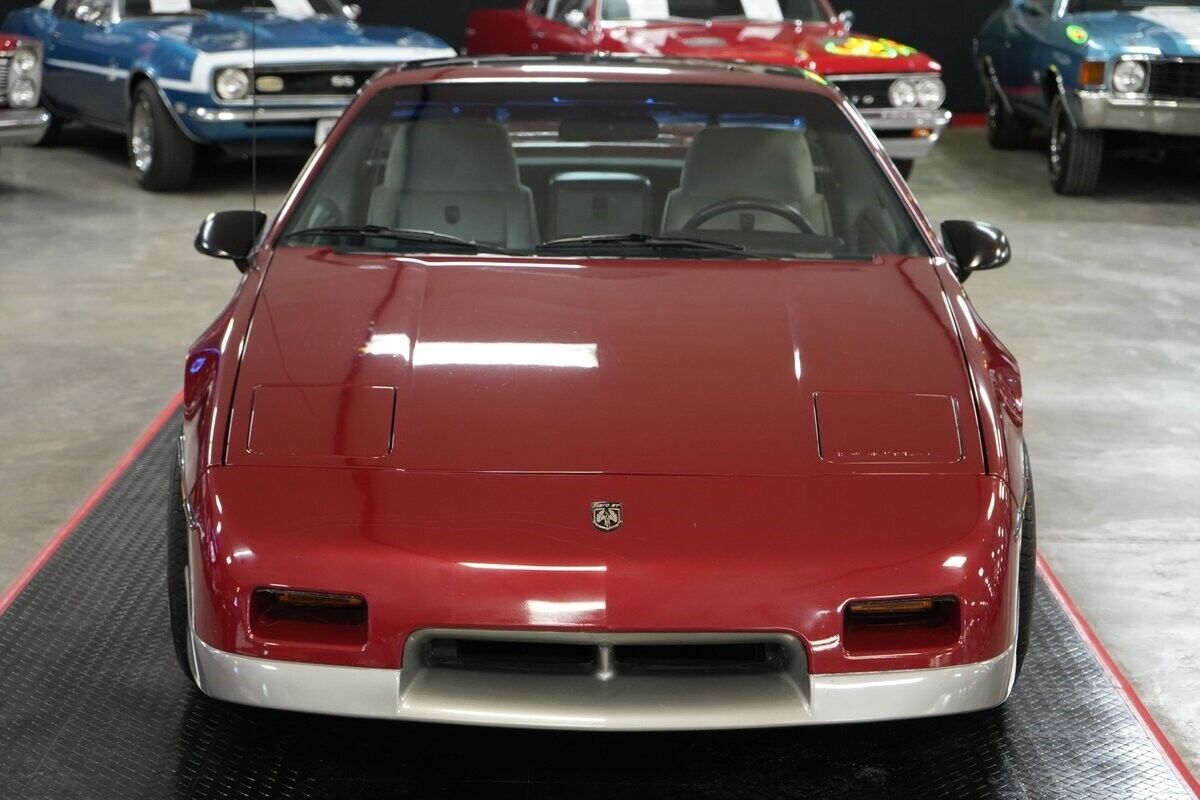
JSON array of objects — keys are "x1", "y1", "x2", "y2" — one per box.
[{"x1": 591, "y1": 501, "x2": 622, "y2": 532}]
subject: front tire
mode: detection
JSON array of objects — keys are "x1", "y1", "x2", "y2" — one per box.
[
  {"x1": 167, "y1": 440, "x2": 195, "y2": 682},
  {"x1": 35, "y1": 113, "x2": 65, "y2": 147},
  {"x1": 129, "y1": 81, "x2": 195, "y2": 192},
  {"x1": 1048, "y1": 94, "x2": 1102, "y2": 195},
  {"x1": 1013, "y1": 455, "x2": 1037, "y2": 681}
]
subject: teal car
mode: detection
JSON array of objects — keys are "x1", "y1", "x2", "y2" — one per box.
[{"x1": 975, "y1": 0, "x2": 1200, "y2": 194}]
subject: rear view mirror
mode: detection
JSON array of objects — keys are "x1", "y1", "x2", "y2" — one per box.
[
  {"x1": 941, "y1": 220, "x2": 1011, "y2": 282},
  {"x1": 195, "y1": 210, "x2": 267, "y2": 272}
]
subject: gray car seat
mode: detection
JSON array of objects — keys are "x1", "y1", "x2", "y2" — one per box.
[
  {"x1": 368, "y1": 120, "x2": 539, "y2": 249},
  {"x1": 661, "y1": 127, "x2": 833, "y2": 236}
]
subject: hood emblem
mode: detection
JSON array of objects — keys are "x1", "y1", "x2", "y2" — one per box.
[{"x1": 591, "y1": 502, "x2": 622, "y2": 533}]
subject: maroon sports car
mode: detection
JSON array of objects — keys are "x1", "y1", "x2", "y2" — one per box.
[{"x1": 175, "y1": 56, "x2": 1032, "y2": 730}]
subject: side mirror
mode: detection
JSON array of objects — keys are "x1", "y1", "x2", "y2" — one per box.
[
  {"x1": 563, "y1": 8, "x2": 589, "y2": 32},
  {"x1": 837, "y1": 10, "x2": 855, "y2": 31},
  {"x1": 341, "y1": 3, "x2": 362, "y2": 22},
  {"x1": 195, "y1": 210, "x2": 267, "y2": 272},
  {"x1": 941, "y1": 220, "x2": 1010, "y2": 282}
]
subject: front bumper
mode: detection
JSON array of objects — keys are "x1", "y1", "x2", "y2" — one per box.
[
  {"x1": 1072, "y1": 91, "x2": 1200, "y2": 136},
  {"x1": 191, "y1": 627, "x2": 1016, "y2": 730},
  {"x1": 860, "y1": 108, "x2": 953, "y2": 161},
  {"x1": 0, "y1": 107, "x2": 50, "y2": 145}
]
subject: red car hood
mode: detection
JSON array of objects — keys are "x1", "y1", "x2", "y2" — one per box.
[
  {"x1": 225, "y1": 250, "x2": 981, "y2": 476},
  {"x1": 604, "y1": 20, "x2": 939, "y2": 75}
]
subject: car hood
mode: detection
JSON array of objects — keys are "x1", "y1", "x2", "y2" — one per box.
[
  {"x1": 608, "y1": 20, "x2": 938, "y2": 74},
  {"x1": 140, "y1": 12, "x2": 450, "y2": 53},
  {"x1": 1071, "y1": 6, "x2": 1200, "y2": 57},
  {"x1": 225, "y1": 250, "x2": 982, "y2": 477}
]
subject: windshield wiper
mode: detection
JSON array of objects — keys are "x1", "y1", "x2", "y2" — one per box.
[
  {"x1": 538, "y1": 233, "x2": 753, "y2": 257},
  {"x1": 285, "y1": 225, "x2": 520, "y2": 255}
]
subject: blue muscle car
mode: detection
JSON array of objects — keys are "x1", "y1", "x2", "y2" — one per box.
[
  {"x1": 975, "y1": 0, "x2": 1200, "y2": 194},
  {"x1": 2, "y1": 0, "x2": 455, "y2": 190}
]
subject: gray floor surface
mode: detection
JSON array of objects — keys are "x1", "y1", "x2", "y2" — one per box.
[{"x1": 0, "y1": 125, "x2": 1196, "y2": 775}]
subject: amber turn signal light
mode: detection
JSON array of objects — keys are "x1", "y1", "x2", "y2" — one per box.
[
  {"x1": 847, "y1": 598, "x2": 935, "y2": 615},
  {"x1": 250, "y1": 588, "x2": 368, "y2": 647},
  {"x1": 1079, "y1": 61, "x2": 1106, "y2": 87},
  {"x1": 843, "y1": 596, "x2": 960, "y2": 654}
]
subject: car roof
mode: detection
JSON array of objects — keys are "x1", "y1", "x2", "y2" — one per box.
[{"x1": 370, "y1": 54, "x2": 842, "y2": 100}]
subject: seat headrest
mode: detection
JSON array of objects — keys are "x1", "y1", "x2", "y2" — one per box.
[
  {"x1": 678, "y1": 127, "x2": 818, "y2": 198},
  {"x1": 383, "y1": 120, "x2": 523, "y2": 192}
]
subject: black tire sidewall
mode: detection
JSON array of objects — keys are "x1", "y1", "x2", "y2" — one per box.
[{"x1": 130, "y1": 82, "x2": 195, "y2": 191}]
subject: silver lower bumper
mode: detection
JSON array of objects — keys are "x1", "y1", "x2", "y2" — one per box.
[
  {"x1": 860, "y1": 108, "x2": 953, "y2": 161},
  {"x1": 1073, "y1": 91, "x2": 1200, "y2": 136},
  {"x1": 0, "y1": 107, "x2": 51, "y2": 145},
  {"x1": 191, "y1": 628, "x2": 1016, "y2": 730}
]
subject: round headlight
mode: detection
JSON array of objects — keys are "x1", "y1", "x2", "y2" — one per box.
[
  {"x1": 888, "y1": 79, "x2": 917, "y2": 108},
  {"x1": 915, "y1": 78, "x2": 946, "y2": 109},
  {"x1": 11, "y1": 48, "x2": 38, "y2": 76},
  {"x1": 1112, "y1": 60, "x2": 1147, "y2": 94},
  {"x1": 215, "y1": 68, "x2": 252, "y2": 101},
  {"x1": 9, "y1": 78, "x2": 38, "y2": 108}
]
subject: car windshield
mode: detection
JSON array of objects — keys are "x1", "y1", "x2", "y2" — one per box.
[
  {"x1": 126, "y1": 0, "x2": 344, "y2": 17},
  {"x1": 1068, "y1": 0, "x2": 1199, "y2": 10},
  {"x1": 282, "y1": 79, "x2": 928, "y2": 261},
  {"x1": 601, "y1": 0, "x2": 830, "y2": 22}
]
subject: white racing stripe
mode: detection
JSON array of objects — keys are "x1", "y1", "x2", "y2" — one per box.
[
  {"x1": 1135, "y1": 7, "x2": 1200, "y2": 48},
  {"x1": 45, "y1": 58, "x2": 130, "y2": 80}
]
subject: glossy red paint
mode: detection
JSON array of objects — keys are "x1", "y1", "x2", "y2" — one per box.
[
  {"x1": 465, "y1": 0, "x2": 940, "y2": 78},
  {"x1": 182, "y1": 61, "x2": 1023, "y2": 681}
]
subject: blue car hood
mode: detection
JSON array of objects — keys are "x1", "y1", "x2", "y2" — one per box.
[
  {"x1": 141, "y1": 12, "x2": 449, "y2": 53},
  {"x1": 1074, "y1": 6, "x2": 1200, "y2": 57}
]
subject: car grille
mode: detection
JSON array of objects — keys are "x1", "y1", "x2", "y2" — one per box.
[
  {"x1": 828, "y1": 77, "x2": 894, "y2": 109},
  {"x1": 423, "y1": 636, "x2": 789, "y2": 677},
  {"x1": 0, "y1": 56, "x2": 10, "y2": 101},
  {"x1": 252, "y1": 67, "x2": 377, "y2": 100},
  {"x1": 1148, "y1": 59, "x2": 1200, "y2": 101}
]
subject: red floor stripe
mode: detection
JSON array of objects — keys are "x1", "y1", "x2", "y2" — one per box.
[
  {"x1": 0, "y1": 391, "x2": 184, "y2": 617},
  {"x1": 1038, "y1": 553, "x2": 1200, "y2": 797}
]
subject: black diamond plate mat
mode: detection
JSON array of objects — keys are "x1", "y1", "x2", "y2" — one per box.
[{"x1": 0, "y1": 416, "x2": 1194, "y2": 800}]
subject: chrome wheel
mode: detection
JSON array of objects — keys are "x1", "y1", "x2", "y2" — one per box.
[{"x1": 130, "y1": 98, "x2": 154, "y2": 175}]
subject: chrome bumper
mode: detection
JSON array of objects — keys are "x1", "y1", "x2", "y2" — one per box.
[
  {"x1": 861, "y1": 108, "x2": 953, "y2": 160},
  {"x1": 191, "y1": 627, "x2": 1016, "y2": 730},
  {"x1": 0, "y1": 107, "x2": 51, "y2": 145},
  {"x1": 1072, "y1": 91, "x2": 1200, "y2": 136}
]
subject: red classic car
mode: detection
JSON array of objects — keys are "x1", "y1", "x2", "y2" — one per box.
[
  {"x1": 466, "y1": 0, "x2": 951, "y2": 177},
  {"x1": 0, "y1": 33, "x2": 50, "y2": 152},
  {"x1": 176, "y1": 56, "x2": 1032, "y2": 730}
]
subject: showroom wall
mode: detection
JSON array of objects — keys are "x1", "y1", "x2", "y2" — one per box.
[{"x1": 0, "y1": 0, "x2": 1003, "y2": 111}]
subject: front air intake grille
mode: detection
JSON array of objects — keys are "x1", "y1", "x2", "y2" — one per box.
[
  {"x1": 423, "y1": 636, "x2": 788, "y2": 677},
  {"x1": 829, "y1": 77, "x2": 894, "y2": 109},
  {"x1": 252, "y1": 67, "x2": 377, "y2": 99},
  {"x1": 1148, "y1": 59, "x2": 1200, "y2": 101}
]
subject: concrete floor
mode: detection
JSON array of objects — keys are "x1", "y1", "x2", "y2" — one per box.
[{"x1": 1, "y1": 127, "x2": 1197, "y2": 775}]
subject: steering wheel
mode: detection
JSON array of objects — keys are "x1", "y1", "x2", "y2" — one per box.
[{"x1": 682, "y1": 197, "x2": 817, "y2": 236}]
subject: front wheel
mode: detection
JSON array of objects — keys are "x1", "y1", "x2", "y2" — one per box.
[
  {"x1": 1048, "y1": 94, "x2": 1103, "y2": 195},
  {"x1": 1013, "y1": 455, "x2": 1037, "y2": 682},
  {"x1": 35, "y1": 113, "x2": 65, "y2": 147},
  {"x1": 167, "y1": 441, "x2": 195, "y2": 682},
  {"x1": 129, "y1": 81, "x2": 195, "y2": 192}
]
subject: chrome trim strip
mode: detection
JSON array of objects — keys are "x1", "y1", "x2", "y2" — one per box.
[
  {"x1": 190, "y1": 624, "x2": 1016, "y2": 730},
  {"x1": 824, "y1": 72, "x2": 941, "y2": 82},
  {"x1": 187, "y1": 105, "x2": 347, "y2": 123}
]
